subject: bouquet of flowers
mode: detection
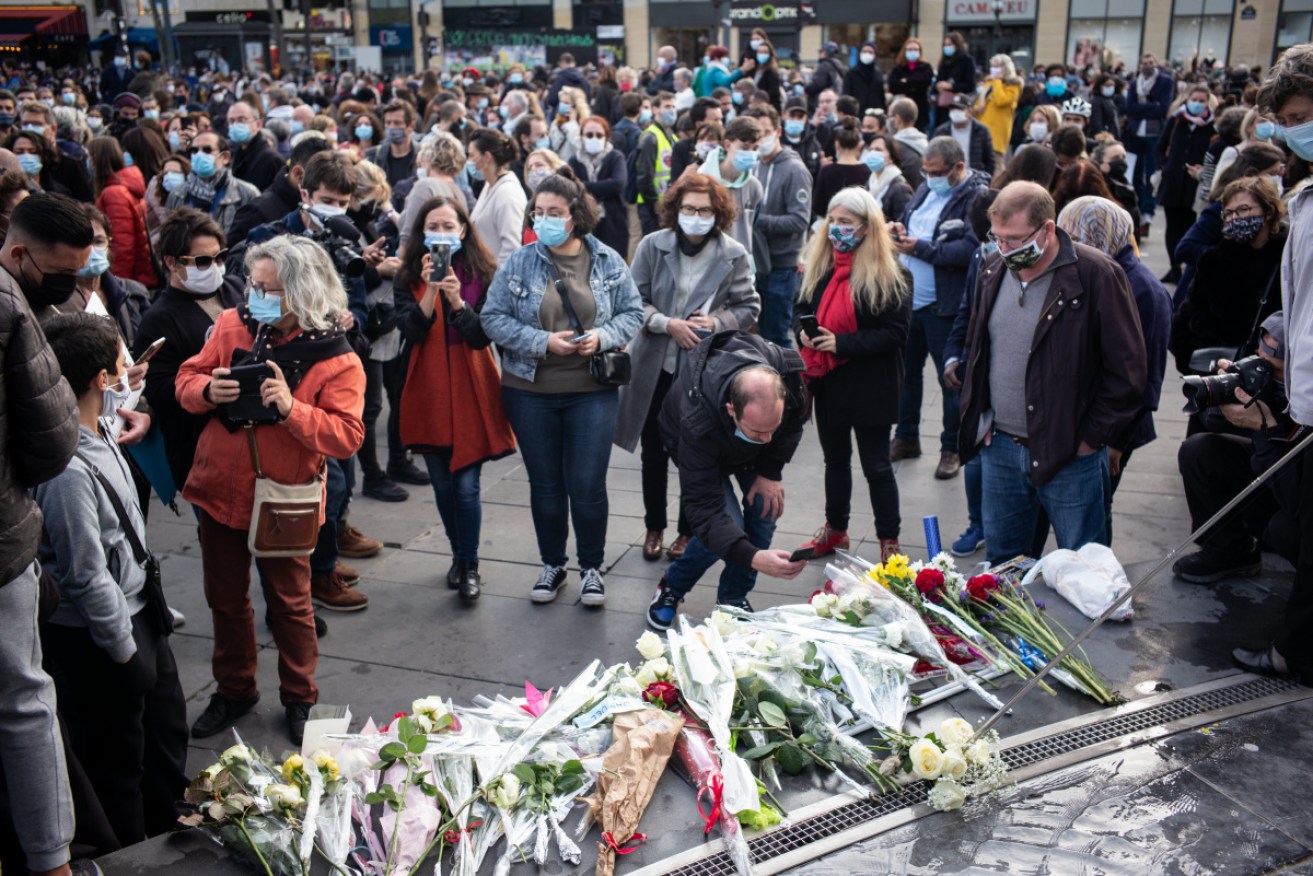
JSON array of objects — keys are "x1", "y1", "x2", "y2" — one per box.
[{"x1": 881, "y1": 717, "x2": 1010, "y2": 811}]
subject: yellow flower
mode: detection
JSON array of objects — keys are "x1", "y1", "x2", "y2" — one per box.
[
  {"x1": 312, "y1": 749, "x2": 340, "y2": 782},
  {"x1": 281, "y1": 754, "x2": 305, "y2": 784}
]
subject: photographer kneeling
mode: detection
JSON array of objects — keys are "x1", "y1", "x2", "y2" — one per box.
[{"x1": 1174, "y1": 314, "x2": 1302, "y2": 584}]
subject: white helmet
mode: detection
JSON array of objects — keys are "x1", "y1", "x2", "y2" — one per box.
[{"x1": 1061, "y1": 97, "x2": 1092, "y2": 119}]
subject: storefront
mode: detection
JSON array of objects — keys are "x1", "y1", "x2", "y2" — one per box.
[
  {"x1": 442, "y1": 25, "x2": 601, "y2": 71},
  {"x1": 0, "y1": 5, "x2": 87, "y2": 66},
  {"x1": 648, "y1": 0, "x2": 719, "y2": 68},
  {"x1": 730, "y1": 0, "x2": 816, "y2": 59},
  {"x1": 369, "y1": 23, "x2": 413, "y2": 74},
  {"x1": 174, "y1": 11, "x2": 273, "y2": 74},
  {"x1": 1168, "y1": 0, "x2": 1234, "y2": 66},
  {"x1": 1277, "y1": 0, "x2": 1313, "y2": 56},
  {"x1": 811, "y1": 0, "x2": 908, "y2": 71},
  {"x1": 944, "y1": 0, "x2": 1036, "y2": 72},
  {"x1": 1066, "y1": 0, "x2": 1144, "y2": 70}
]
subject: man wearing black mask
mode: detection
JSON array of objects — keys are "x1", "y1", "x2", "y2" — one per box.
[{"x1": 0, "y1": 191, "x2": 90, "y2": 323}]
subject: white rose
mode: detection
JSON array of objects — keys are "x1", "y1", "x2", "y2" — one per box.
[
  {"x1": 880, "y1": 621, "x2": 906, "y2": 650},
  {"x1": 810, "y1": 592, "x2": 838, "y2": 618},
  {"x1": 942, "y1": 745, "x2": 968, "y2": 780},
  {"x1": 908, "y1": 738, "x2": 944, "y2": 780},
  {"x1": 733, "y1": 659, "x2": 755, "y2": 679},
  {"x1": 966, "y1": 739, "x2": 993, "y2": 765},
  {"x1": 752, "y1": 635, "x2": 780, "y2": 657},
  {"x1": 634, "y1": 657, "x2": 670, "y2": 688},
  {"x1": 201, "y1": 762, "x2": 224, "y2": 780},
  {"x1": 266, "y1": 782, "x2": 305, "y2": 810},
  {"x1": 615, "y1": 674, "x2": 643, "y2": 698},
  {"x1": 927, "y1": 778, "x2": 967, "y2": 811},
  {"x1": 708, "y1": 610, "x2": 738, "y2": 637},
  {"x1": 336, "y1": 747, "x2": 376, "y2": 780},
  {"x1": 937, "y1": 717, "x2": 974, "y2": 748},
  {"x1": 635, "y1": 631, "x2": 665, "y2": 661},
  {"x1": 779, "y1": 642, "x2": 810, "y2": 666},
  {"x1": 488, "y1": 774, "x2": 521, "y2": 810},
  {"x1": 221, "y1": 744, "x2": 251, "y2": 764}
]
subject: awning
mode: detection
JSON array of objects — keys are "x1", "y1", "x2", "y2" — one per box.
[
  {"x1": 0, "y1": 6, "x2": 86, "y2": 45},
  {"x1": 87, "y1": 27, "x2": 158, "y2": 52},
  {"x1": 35, "y1": 7, "x2": 86, "y2": 36}
]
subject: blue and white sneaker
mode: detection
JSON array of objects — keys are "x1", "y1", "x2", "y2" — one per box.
[
  {"x1": 951, "y1": 526, "x2": 985, "y2": 557},
  {"x1": 646, "y1": 579, "x2": 683, "y2": 631}
]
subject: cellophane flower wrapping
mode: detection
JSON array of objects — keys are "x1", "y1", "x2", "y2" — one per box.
[
  {"x1": 673, "y1": 717, "x2": 754, "y2": 876},
  {"x1": 377, "y1": 752, "x2": 442, "y2": 874}
]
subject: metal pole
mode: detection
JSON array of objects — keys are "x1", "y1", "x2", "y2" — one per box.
[{"x1": 972, "y1": 427, "x2": 1313, "y2": 742}]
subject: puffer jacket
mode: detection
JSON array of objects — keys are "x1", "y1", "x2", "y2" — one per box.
[
  {"x1": 96, "y1": 165, "x2": 157, "y2": 288},
  {"x1": 0, "y1": 265, "x2": 80, "y2": 584}
]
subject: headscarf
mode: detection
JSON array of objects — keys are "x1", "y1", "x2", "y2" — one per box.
[{"x1": 1057, "y1": 195, "x2": 1136, "y2": 258}]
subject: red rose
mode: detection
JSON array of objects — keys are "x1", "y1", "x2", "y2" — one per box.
[
  {"x1": 966, "y1": 574, "x2": 1000, "y2": 603},
  {"x1": 915, "y1": 568, "x2": 946, "y2": 601},
  {"x1": 643, "y1": 681, "x2": 680, "y2": 708}
]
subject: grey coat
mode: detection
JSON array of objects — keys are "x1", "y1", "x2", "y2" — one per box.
[{"x1": 614, "y1": 229, "x2": 760, "y2": 451}]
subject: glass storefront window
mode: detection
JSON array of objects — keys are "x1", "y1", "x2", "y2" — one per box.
[
  {"x1": 1066, "y1": 0, "x2": 1145, "y2": 70},
  {"x1": 1277, "y1": 0, "x2": 1313, "y2": 52},
  {"x1": 1169, "y1": 0, "x2": 1234, "y2": 66}
]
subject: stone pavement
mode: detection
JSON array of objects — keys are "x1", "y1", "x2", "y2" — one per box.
[{"x1": 98, "y1": 214, "x2": 1313, "y2": 873}]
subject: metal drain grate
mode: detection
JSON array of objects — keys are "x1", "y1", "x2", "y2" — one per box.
[{"x1": 654, "y1": 675, "x2": 1303, "y2": 876}]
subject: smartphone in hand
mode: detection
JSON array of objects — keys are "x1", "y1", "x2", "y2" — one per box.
[
  {"x1": 429, "y1": 241, "x2": 452, "y2": 279},
  {"x1": 798, "y1": 314, "x2": 820, "y2": 338},
  {"x1": 788, "y1": 546, "x2": 815, "y2": 563}
]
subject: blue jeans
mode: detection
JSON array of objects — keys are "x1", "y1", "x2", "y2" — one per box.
[
  {"x1": 965, "y1": 454, "x2": 983, "y2": 531},
  {"x1": 501, "y1": 386, "x2": 618, "y2": 570},
  {"x1": 896, "y1": 306, "x2": 959, "y2": 453},
  {"x1": 980, "y1": 435, "x2": 1109, "y2": 564},
  {"x1": 423, "y1": 452, "x2": 482, "y2": 563},
  {"x1": 758, "y1": 267, "x2": 800, "y2": 348},
  {"x1": 1127, "y1": 134, "x2": 1159, "y2": 219},
  {"x1": 310, "y1": 456, "x2": 353, "y2": 576},
  {"x1": 663, "y1": 474, "x2": 777, "y2": 604}
]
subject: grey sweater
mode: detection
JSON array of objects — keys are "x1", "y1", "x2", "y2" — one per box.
[
  {"x1": 36, "y1": 425, "x2": 147, "y2": 662},
  {"x1": 751, "y1": 145, "x2": 812, "y2": 274}
]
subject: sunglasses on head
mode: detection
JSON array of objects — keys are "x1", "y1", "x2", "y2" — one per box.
[{"x1": 176, "y1": 250, "x2": 229, "y2": 269}]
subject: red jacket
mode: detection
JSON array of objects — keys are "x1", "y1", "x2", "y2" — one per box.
[
  {"x1": 96, "y1": 165, "x2": 157, "y2": 288},
  {"x1": 176, "y1": 308, "x2": 366, "y2": 529}
]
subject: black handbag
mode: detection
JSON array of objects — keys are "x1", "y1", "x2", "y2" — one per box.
[
  {"x1": 74, "y1": 451, "x2": 174, "y2": 637},
  {"x1": 543, "y1": 249, "x2": 631, "y2": 386}
]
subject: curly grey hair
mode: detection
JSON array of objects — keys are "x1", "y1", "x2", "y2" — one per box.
[{"x1": 244, "y1": 235, "x2": 347, "y2": 331}]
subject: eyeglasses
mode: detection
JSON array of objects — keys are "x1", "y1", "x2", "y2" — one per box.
[
  {"x1": 679, "y1": 205, "x2": 715, "y2": 219},
  {"x1": 177, "y1": 250, "x2": 229, "y2": 269},
  {"x1": 986, "y1": 227, "x2": 1043, "y2": 250},
  {"x1": 582, "y1": 132, "x2": 606, "y2": 139},
  {"x1": 188, "y1": 144, "x2": 218, "y2": 155},
  {"x1": 1221, "y1": 203, "x2": 1260, "y2": 221},
  {"x1": 248, "y1": 282, "x2": 284, "y2": 296},
  {"x1": 530, "y1": 210, "x2": 570, "y2": 220}
]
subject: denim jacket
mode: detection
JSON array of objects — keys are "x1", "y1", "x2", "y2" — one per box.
[{"x1": 481, "y1": 236, "x2": 644, "y2": 383}]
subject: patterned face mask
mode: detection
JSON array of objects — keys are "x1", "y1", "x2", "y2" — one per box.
[{"x1": 1222, "y1": 214, "x2": 1264, "y2": 243}]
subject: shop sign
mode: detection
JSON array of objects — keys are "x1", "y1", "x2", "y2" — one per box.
[
  {"x1": 946, "y1": 0, "x2": 1036, "y2": 23},
  {"x1": 187, "y1": 10, "x2": 272, "y2": 23},
  {"x1": 370, "y1": 24, "x2": 412, "y2": 49},
  {"x1": 729, "y1": 1, "x2": 817, "y2": 25}
]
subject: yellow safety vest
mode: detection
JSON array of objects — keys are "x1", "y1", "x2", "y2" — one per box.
[{"x1": 638, "y1": 123, "x2": 672, "y2": 205}]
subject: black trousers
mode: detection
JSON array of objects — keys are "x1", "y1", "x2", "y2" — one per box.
[
  {"x1": 1162, "y1": 205, "x2": 1196, "y2": 275},
  {"x1": 640, "y1": 369, "x2": 689, "y2": 535},
  {"x1": 638, "y1": 202, "x2": 661, "y2": 237},
  {"x1": 814, "y1": 392, "x2": 900, "y2": 539},
  {"x1": 1177, "y1": 432, "x2": 1277, "y2": 555},
  {"x1": 41, "y1": 608, "x2": 189, "y2": 846},
  {"x1": 361, "y1": 354, "x2": 408, "y2": 477}
]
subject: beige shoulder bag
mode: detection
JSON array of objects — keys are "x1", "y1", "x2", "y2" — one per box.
[{"x1": 246, "y1": 425, "x2": 324, "y2": 558}]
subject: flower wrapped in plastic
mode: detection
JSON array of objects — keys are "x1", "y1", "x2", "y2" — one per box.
[{"x1": 672, "y1": 717, "x2": 754, "y2": 875}]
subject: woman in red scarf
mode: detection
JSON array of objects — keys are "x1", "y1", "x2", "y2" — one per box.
[
  {"x1": 793, "y1": 186, "x2": 912, "y2": 562},
  {"x1": 394, "y1": 196, "x2": 516, "y2": 601}
]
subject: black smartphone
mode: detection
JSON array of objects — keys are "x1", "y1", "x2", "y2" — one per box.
[
  {"x1": 429, "y1": 241, "x2": 452, "y2": 279},
  {"x1": 788, "y1": 546, "x2": 815, "y2": 563},
  {"x1": 136, "y1": 336, "x2": 166, "y2": 364},
  {"x1": 223, "y1": 363, "x2": 279, "y2": 424},
  {"x1": 798, "y1": 314, "x2": 819, "y2": 338}
]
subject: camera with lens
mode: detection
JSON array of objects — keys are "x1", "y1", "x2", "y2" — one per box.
[
  {"x1": 1181, "y1": 355, "x2": 1272, "y2": 414},
  {"x1": 303, "y1": 214, "x2": 367, "y2": 279}
]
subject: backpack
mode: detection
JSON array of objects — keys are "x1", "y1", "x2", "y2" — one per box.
[{"x1": 623, "y1": 135, "x2": 644, "y2": 205}]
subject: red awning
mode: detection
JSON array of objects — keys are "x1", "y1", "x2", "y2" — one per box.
[
  {"x1": 36, "y1": 7, "x2": 86, "y2": 36},
  {"x1": 0, "y1": 7, "x2": 87, "y2": 44}
]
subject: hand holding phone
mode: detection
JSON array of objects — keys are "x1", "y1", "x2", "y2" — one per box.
[
  {"x1": 788, "y1": 546, "x2": 815, "y2": 563},
  {"x1": 798, "y1": 314, "x2": 819, "y2": 338},
  {"x1": 429, "y1": 241, "x2": 452, "y2": 279}
]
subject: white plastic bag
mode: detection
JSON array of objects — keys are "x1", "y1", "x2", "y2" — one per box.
[{"x1": 1021, "y1": 544, "x2": 1134, "y2": 622}]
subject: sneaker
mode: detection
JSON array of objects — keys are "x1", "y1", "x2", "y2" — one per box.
[
  {"x1": 286, "y1": 701, "x2": 312, "y2": 746},
  {"x1": 647, "y1": 578, "x2": 683, "y2": 631},
  {"x1": 1172, "y1": 548, "x2": 1262, "y2": 584},
  {"x1": 191, "y1": 692, "x2": 260, "y2": 738},
  {"x1": 70, "y1": 860, "x2": 105, "y2": 876},
  {"x1": 934, "y1": 451, "x2": 961, "y2": 480},
  {"x1": 799, "y1": 523, "x2": 849, "y2": 558},
  {"x1": 951, "y1": 526, "x2": 985, "y2": 557},
  {"x1": 338, "y1": 525, "x2": 383, "y2": 559},
  {"x1": 579, "y1": 568, "x2": 606, "y2": 607},
  {"x1": 388, "y1": 460, "x2": 431, "y2": 486},
  {"x1": 169, "y1": 606, "x2": 186, "y2": 628},
  {"x1": 890, "y1": 438, "x2": 921, "y2": 461},
  {"x1": 265, "y1": 607, "x2": 329, "y2": 637},
  {"x1": 718, "y1": 596, "x2": 754, "y2": 612},
  {"x1": 879, "y1": 538, "x2": 902, "y2": 563},
  {"x1": 362, "y1": 474, "x2": 408, "y2": 502},
  {"x1": 530, "y1": 565, "x2": 567, "y2": 603},
  {"x1": 312, "y1": 571, "x2": 370, "y2": 611},
  {"x1": 337, "y1": 562, "x2": 360, "y2": 586}
]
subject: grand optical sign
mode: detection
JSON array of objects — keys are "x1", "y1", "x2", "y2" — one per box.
[
  {"x1": 729, "y1": 1, "x2": 816, "y2": 23},
  {"x1": 947, "y1": 0, "x2": 1036, "y2": 23}
]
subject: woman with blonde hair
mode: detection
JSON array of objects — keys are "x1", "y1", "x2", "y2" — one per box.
[
  {"x1": 976, "y1": 54, "x2": 1022, "y2": 166},
  {"x1": 550, "y1": 86, "x2": 590, "y2": 162},
  {"x1": 792, "y1": 186, "x2": 912, "y2": 562}
]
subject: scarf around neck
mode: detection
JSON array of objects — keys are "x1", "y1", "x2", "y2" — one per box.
[
  {"x1": 800, "y1": 250, "x2": 859, "y2": 380},
  {"x1": 185, "y1": 168, "x2": 229, "y2": 209}
]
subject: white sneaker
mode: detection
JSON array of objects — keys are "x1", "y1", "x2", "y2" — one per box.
[{"x1": 169, "y1": 606, "x2": 186, "y2": 628}]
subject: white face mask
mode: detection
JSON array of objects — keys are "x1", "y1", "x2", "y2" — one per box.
[
  {"x1": 181, "y1": 262, "x2": 225, "y2": 294},
  {"x1": 759, "y1": 135, "x2": 777, "y2": 155},
  {"x1": 1029, "y1": 121, "x2": 1048, "y2": 141},
  {"x1": 990, "y1": 66, "x2": 1003, "y2": 79},
  {"x1": 859, "y1": 52, "x2": 876, "y2": 65},
  {"x1": 950, "y1": 109, "x2": 968, "y2": 125},
  {"x1": 583, "y1": 135, "x2": 605, "y2": 155},
  {"x1": 102, "y1": 372, "x2": 131, "y2": 420},
  {"x1": 306, "y1": 202, "x2": 347, "y2": 227},
  {"x1": 678, "y1": 212, "x2": 716, "y2": 237},
  {"x1": 1269, "y1": 174, "x2": 1285, "y2": 196}
]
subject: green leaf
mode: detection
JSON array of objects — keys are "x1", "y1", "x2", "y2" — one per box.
[
  {"x1": 386, "y1": 799, "x2": 401, "y2": 811},
  {"x1": 561, "y1": 760, "x2": 585, "y2": 776},
  {"x1": 555, "y1": 774, "x2": 584, "y2": 795},
  {"x1": 803, "y1": 642, "x2": 818, "y2": 665},
  {"x1": 740, "y1": 742, "x2": 784, "y2": 760},
  {"x1": 379, "y1": 742, "x2": 407, "y2": 762},
  {"x1": 776, "y1": 744, "x2": 809, "y2": 775},
  {"x1": 407, "y1": 734, "x2": 429, "y2": 755},
  {"x1": 757, "y1": 701, "x2": 787, "y2": 729},
  {"x1": 797, "y1": 732, "x2": 817, "y2": 747},
  {"x1": 369, "y1": 759, "x2": 389, "y2": 771},
  {"x1": 364, "y1": 791, "x2": 384, "y2": 805},
  {"x1": 512, "y1": 763, "x2": 536, "y2": 785},
  {"x1": 397, "y1": 716, "x2": 416, "y2": 740}
]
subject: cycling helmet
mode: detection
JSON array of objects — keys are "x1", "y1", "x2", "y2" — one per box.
[{"x1": 1061, "y1": 97, "x2": 1092, "y2": 118}]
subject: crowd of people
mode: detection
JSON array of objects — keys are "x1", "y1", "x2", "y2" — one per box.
[{"x1": 0, "y1": 31, "x2": 1311, "y2": 875}]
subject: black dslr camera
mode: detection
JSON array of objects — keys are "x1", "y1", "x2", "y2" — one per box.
[
  {"x1": 1181, "y1": 355, "x2": 1272, "y2": 414},
  {"x1": 303, "y1": 214, "x2": 367, "y2": 278}
]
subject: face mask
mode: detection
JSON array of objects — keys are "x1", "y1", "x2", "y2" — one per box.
[
  {"x1": 784, "y1": 119, "x2": 806, "y2": 138},
  {"x1": 678, "y1": 212, "x2": 715, "y2": 237},
  {"x1": 583, "y1": 135, "x2": 605, "y2": 155},
  {"x1": 926, "y1": 174, "x2": 953, "y2": 195},
  {"x1": 509, "y1": 73, "x2": 524, "y2": 84},
  {"x1": 638, "y1": 109, "x2": 653, "y2": 125},
  {"x1": 1255, "y1": 120, "x2": 1276, "y2": 141},
  {"x1": 1140, "y1": 64, "x2": 1156, "y2": 77},
  {"x1": 79, "y1": 246, "x2": 109, "y2": 278},
  {"x1": 734, "y1": 427, "x2": 767, "y2": 444},
  {"x1": 1268, "y1": 174, "x2": 1285, "y2": 195},
  {"x1": 862, "y1": 150, "x2": 885, "y2": 171},
  {"x1": 424, "y1": 230, "x2": 463, "y2": 255},
  {"x1": 18, "y1": 154, "x2": 42, "y2": 177},
  {"x1": 793, "y1": 83, "x2": 805, "y2": 95},
  {"x1": 990, "y1": 66, "x2": 1003, "y2": 78},
  {"x1": 228, "y1": 122, "x2": 252, "y2": 143},
  {"x1": 102, "y1": 372, "x2": 132, "y2": 420},
  {"x1": 476, "y1": 97, "x2": 489, "y2": 110},
  {"x1": 949, "y1": 109, "x2": 968, "y2": 124},
  {"x1": 354, "y1": 124, "x2": 373, "y2": 141},
  {"x1": 168, "y1": 130, "x2": 181, "y2": 151},
  {"x1": 1108, "y1": 158, "x2": 1128, "y2": 178},
  {"x1": 386, "y1": 126, "x2": 407, "y2": 143},
  {"x1": 861, "y1": 52, "x2": 877, "y2": 66},
  {"x1": 1029, "y1": 121, "x2": 1048, "y2": 141},
  {"x1": 659, "y1": 108, "x2": 677, "y2": 127},
  {"x1": 1280, "y1": 118, "x2": 1313, "y2": 161},
  {"x1": 526, "y1": 134, "x2": 548, "y2": 152},
  {"x1": 144, "y1": 109, "x2": 159, "y2": 120},
  {"x1": 724, "y1": 108, "x2": 737, "y2": 124},
  {"x1": 162, "y1": 170, "x2": 185, "y2": 192},
  {"x1": 1000, "y1": 234, "x2": 1045, "y2": 271},
  {"x1": 61, "y1": 92, "x2": 76, "y2": 105},
  {"x1": 498, "y1": 104, "x2": 511, "y2": 119},
  {"x1": 1101, "y1": 84, "x2": 1116, "y2": 97},
  {"x1": 533, "y1": 214, "x2": 570, "y2": 247},
  {"x1": 123, "y1": 151, "x2": 134, "y2": 167},
  {"x1": 756, "y1": 53, "x2": 771, "y2": 65},
  {"x1": 759, "y1": 135, "x2": 777, "y2": 155},
  {"x1": 0, "y1": 112, "x2": 13, "y2": 127},
  {"x1": 86, "y1": 116, "x2": 102, "y2": 131},
  {"x1": 41, "y1": 99, "x2": 54, "y2": 108},
  {"x1": 620, "y1": 81, "x2": 633, "y2": 92},
  {"x1": 695, "y1": 141, "x2": 716, "y2": 160},
  {"x1": 1222, "y1": 214, "x2": 1265, "y2": 242},
  {"x1": 114, "y1": 56, "x2": 128, "y2": 68},
  {"x1": 1186, "y1": 100, "x2": 1206, "y2": 117},
  {"x1": 732, "y1": 148, "x2": 759, "y2": 172},
  {"x1": 750, "y1": 38, "x2": 763, "y2": 50},
  {"x1": 466, "y1": 158, "x2": 484, "y2": 181},
  {"x1": 182, "y1": 261, "x2": 225, "y2": 294},
  {"x1": 905, "y1": 49, "x2": 920, "y2": 62},
  {"x1": 1046, "y1": 78, "x2": 1066, "y2": 97},
  {"x1": 20, "y1": 251, "x2": 77, "y2": 307},
  {"x1": 291, "y1": 120, "x2": 304, "y2": 135},
  {"x1": 247, "y1": 286, "x2": 283, "y2": 324},
  {"x1": 828, "y1": 223, "x2": 863, "y2": 253},
  {"x1": 191, "y1": 151, "x2": 217, "y2": 177},
  {"x1": 943, "y1": 45, "x2": 956, "y2": 57},
  {"x1": 306, "y1": 202, "x2": 347, "y2": 224}
]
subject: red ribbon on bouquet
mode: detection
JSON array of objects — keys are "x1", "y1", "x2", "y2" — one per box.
[
  {"x1": 443, "y1": 819, "x2": 483, "y2": 845},
  {"x1": 601, "y1": 832, "x2": 647, "y2": 855},
  {"x1": 695, "y1": 773, "x2": 725, "y2": 835}
]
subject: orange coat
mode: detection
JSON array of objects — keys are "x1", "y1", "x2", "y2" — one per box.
[
  {"x1": 96, "y1": 165, "x2": 157, "y2": 288},
  {"x1": 176, "y1": 308, "x2": 366, "y2": 530}
]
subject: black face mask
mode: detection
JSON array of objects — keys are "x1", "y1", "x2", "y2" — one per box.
[
  {"x1": 1108, "y1": 159, "x2": 1128, "y2": 179},
  {"x1": 18, "y1": 250, "x2": 78, "y2": 308}
]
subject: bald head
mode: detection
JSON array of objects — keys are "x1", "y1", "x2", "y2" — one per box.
[
  {"x1": 726, "y1": 366, "x2": 785, "y2": 443},
  {"x1": 988, "y1": 180, "x2": 1056, "y2": 229}
]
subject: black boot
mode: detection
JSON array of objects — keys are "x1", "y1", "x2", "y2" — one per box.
[
  {"x1": 446, "y1": 559, "x2": 463, "y2": 590},
  {"x1": 460, "y1": 562, "x2": 482, "y2": 601}
]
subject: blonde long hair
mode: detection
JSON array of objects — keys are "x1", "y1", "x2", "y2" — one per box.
[{"x1": 799, "y1": 187, "x2": 908, "y2": 314}]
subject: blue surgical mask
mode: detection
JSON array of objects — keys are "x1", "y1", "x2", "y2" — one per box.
[
  {"x1": 1186, "y1": 100, "x2": 1206, "y2": 117},
  {"x1": 756, "y1": 52, "x2": 770, "y2": 65},
  {"x1": 18, "y1": 154, "x2": 41, "y2": 177},
  {"x1": 827, "y1": 223, "x2": 863, "y2": 253},
  {"x1": 61, "y1": 92, "x2": 76, "y2": 105},
  {"x1": 22, "y1": 123, "x2": 44, "y2": 136},
  {"x1": 1280, "y1": 118, "x2": 1313, "y2": 161},
  {"x1": 191, "y1": 151, "x2": 217, "y2": 178},
  {"x1": 476, "y1": 97, "x2": 489, "y2": 110},
  {"x1": 162, "y1": 170, "x2": 185, "y2": 192},
  {"x1": 228, "y1": 122, "x2": 252, "y2": 143},
  {"x1": 79, "y1": 245, "x2": 109, "y2": 277},
  {"x1": 660, "y1": 108, "x2": 677, "y2": 127},
  {"x1": 168, "y1": 130, "x2": 180, "y2": 151},
  {"x1": 144, "y1": 109, "x2": 159, "y2": 120},
  {"x1": 926, "y1": 174, "x2": 953, "y2": 195},
  {"x1": 732, "y1": 91, "x2": 744, "y2": 106},
  {"x1": 734, "y1": 427, "x2": 767, "y2": 444},
  {"x1": 862, "y1": 150, "x2": 885, "y2": 171},
  {"x1": 905, "y1": 50, "x2": 920, "y2": 63},
  {"x1": 638, "y1": 109, "x2": 653, "y2": 125},
  {"x1": 732, "y1": 148, "x2": 759, "y2": 172},
  {"x1": 123, "y1": 150, "x2": 134, "y2": 167},
  {"x1": 466, "y1": 160, "x2": 483, "y2": 181},
  {"x1": 533, "y1": 214, "x2": 571, "y2": 247},
  {"x1": 784, "y1": 119, "x2": 805, "y2": 138},
  {"x1": 424, "y1": 230, "x2": 463, "y2": 255},
  {"x1": 354, "y1": 124, "x2": 373, "y2": 141},
  {"x1": 1046, "y1": 78, "x2": 1066, "y2": 97},
  {"x1": 535, "y1": 134, "x2": 551, "y2": 150},
  {"x1": 943, "y1": 45, "x2": 956, "y2": 57},
  {"x1": 793, "y1": 83, "x2": 805, "y2": 95},
  {"x1": 509, "y1": 73, "x2": 524, "y2": 84},
  {"x1": 499, "y1": 104, "x2": 511, "y2": 119},
  {"x1": 247, "y1": 286, "x2": 284, "y2": 324},
  {"x1": 1101, "y1": 84, "x2": 1116, "y2": 98},
  {"x1": 1256, "y1": 120, "x2": 1276, "y2": 140}
]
